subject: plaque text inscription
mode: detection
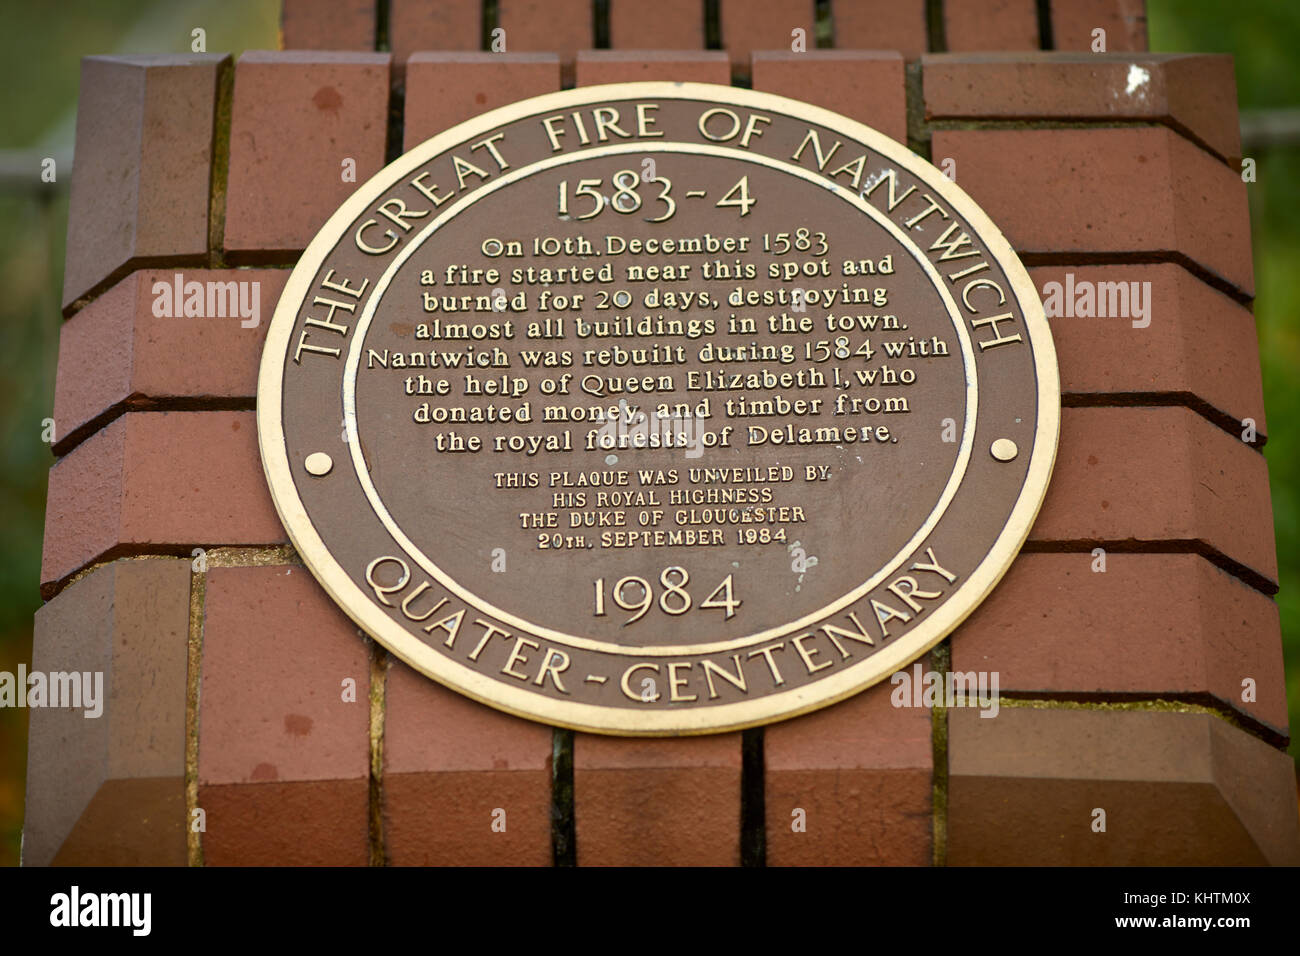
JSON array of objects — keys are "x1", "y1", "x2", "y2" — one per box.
[{"x1": 258, "y1": 84, "x2": 1059, "y2": 734}]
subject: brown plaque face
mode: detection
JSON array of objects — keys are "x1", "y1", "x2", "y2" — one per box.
[{"x1": 258, "y1": 83, "x2": 1059, "y2": 735}]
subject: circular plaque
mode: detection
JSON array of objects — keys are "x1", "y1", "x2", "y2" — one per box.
[{"x1": 258, "y1": 83, "x2": 1059, "y2": 735}]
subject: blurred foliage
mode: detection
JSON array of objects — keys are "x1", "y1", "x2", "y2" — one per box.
[
  {"x1": 0, "y1": 0, "x2": 1296, "y2": 868},
  {"x1": 0, "y1": 192, "x2": 62, "y2": 869}
]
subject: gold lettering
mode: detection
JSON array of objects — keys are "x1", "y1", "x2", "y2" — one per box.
[
  {"x1": 970, "y1": 311, "x2": 1023, "y2": 350},
  {"x1": 746, "y1": 642, "x2": 786, "y2": 685},
  {"x1": 293, "y1": 331, "x2": 341, "y2": 363},
  {"x1": 871, "y1": 598, "x2": 912, "y2": 637},
  {"x1": 409, "y1": 171, "x2": 454, "y2": 206},
  {"x1": 320, "y1": 269, "x2": 368, "y2": 299},
  {"x1": 620, "y1": 662, "x2": 660, "y2": 701},
  {"x1": 911, "y1": 547, "x2": 958, "y2": 583},
  {"x1": 739, "y1": 113, "x2": 770, "y2": 148},
  {"x1": 452, "y1": 154, "x2": 490, "y2": 191},
  {"x1": 502, "y1": 635, "x2": 539, "y2": 680},
  {"x1": 886, "y1": 575, "x2": 943, "y2": 613},
  {"x1": 534, "y1": 647, "x2": 571, "y2": 693},
  {"x1": 792, "y1": 633, "x2": 832, "y2": 673},
  {"x1": 377, "y1": 197, "x2": 429, "y2": 232},
  {"x1": 792, "y1": 128, "x2": 840, "y2": 170},
  {"x1": 592, "y1": 106, "x2": 629, "y2": 142},
  {"x1": 828, "y1": 153, "x2": 866, "y2": 189},
  {"x1": 355, "y1": 217, "x2": 399, "y2": 255},
  {"x1": 399, "y1": 581, "x2": 446, "y2": 621},
  {"x1": 701, "y1": 655, "x2": 748, "y2": 699},
  {"x1": 541, "y1": 115, "x2": 567, "y2": 152},
  {"x1": 667, "y1": 661, "x2": 697, "y2": 701},
  {"x1": 820, "y1": 612, "x2": 875, "y2": 659},
  {"x1": 698, "y1": 107, "x2": 740, "y2": 141},
  {"x1": 425, "y1": 609, "x2": 466, "y2": 646},
  {"x1": 468, "y1": 619, "x2": 508, "y2": 660},
  {"x1": 636, "y1": 103, "x2": 662, "y2": 138},
  {"x1": 961, "y1": 277, "x2": 1007, "y2": 312},
  {"x1": 862, "y1": 168, "x2": 918, "y2": 212},
  {"x1": 904, "y1": 194, "x2": 948, "y2": 229},
  {"x1": 471, "y1": 132, "x2": 510, "y2": 170}
]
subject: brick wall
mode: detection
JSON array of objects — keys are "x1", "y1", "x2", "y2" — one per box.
[{"x1": 27, "y1": 0, "x2": 1300, "y2": 866}]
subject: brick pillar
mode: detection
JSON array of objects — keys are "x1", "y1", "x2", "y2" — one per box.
[{"x1": 27, "y1": 0, "x2": 1299, "y2": 866}]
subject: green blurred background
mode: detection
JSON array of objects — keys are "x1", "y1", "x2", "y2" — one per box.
[{"x1": 0, "y1": 0, "x2": 1296, "y2": 866}]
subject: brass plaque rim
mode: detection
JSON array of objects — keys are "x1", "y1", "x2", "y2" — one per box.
[{"x1": 257, "y1": 82, "x2": 1060, "y2": 736}]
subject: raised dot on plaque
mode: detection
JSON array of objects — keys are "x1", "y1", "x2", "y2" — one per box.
[
  {"x1": 304, "y1": 452, "x2": 334, "y2": 476},
  {"x1": 990, "y1": 439, "x2": 1018, "y2": 462}
]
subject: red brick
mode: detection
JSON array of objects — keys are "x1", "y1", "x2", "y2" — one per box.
[
  {"x1": 609, "y1": 0, "x2": 705, "y2": 49},
  {"x1": 1028, "y1": 263, "x2": 1266, "y2": 436},
  {"x1": 765, "y1": 676, "x2": 931, "y2": 865},
  {"x1": 62, "y1": 55, "x2": 226, "y2": 311},
  {"x1": 574, "y1": 734, "x2": 741, "y2": 865},
  {"x1": 404, "y1": 52, "x2": 560, "y2": 150},
  {"x1": 52, "y1": 269, "x2": 287, "y2": 455},
  {"x1": 833, "y1": 0, "x2": 928, "y2": 60},
  {"x1": 1051, "y1": 0, "x2": 1147, "y2": 53},
  {"x1": 930, "y1": 127, "x2": 1254, "y2": 296},
  {"x1": 200, "y1": 780, "x2": 369, "y2": 866},
  {"x1": 199, "y1": 565, "x2": 369, "y2": 784},
  {"x1": 924, "y1": 52, "x2": 1242, "y2": 163},
  {"x1": 23, "y1": 559, "x2": 190, "y2": 866},
  {"x1": 1031, "y1": 407, "x2": 1277, "y2": 591},
  {"x1": 948, "y1": 708, "x2": 1300, "y2": 865},
  {"x1": 281, "y1": 0, "x2": 376, "y2": 50},
  {"x1": 224, "y1": 51, "x2": 390, "y2": 260},
  {"x1": 953, "y1": 553, "x2": 1289, "y2": 735},
  {"x1": 383, "y1": 658, "x2": 551, "y2": 865},
  {"x1": 752, "y1": 50, "x2": 906, "y2": 144},
  {"x1": 497, "y1": 0, "x2": 592, "y2": 84},
  {"x1": 51, "y1": 778, "x2": 187, "y2": 866},
  {"x1": 198, "y1": 565, "x2": 370, "y2": 865},
  {"x1": 389, "y1": 0, "x2": 481, "y2": 74},
  {"x1": 719, "y1": 0, "x2": 815, "y2": 73},
  {"x1": 1163, "y1": 54, "x2": 1243, "y2": 162},
  {"x1": 944, "y1": 0, "x2": 1038, "y2": 50},
  {"x1": 41, "y1": 411, "x2": 285, "y2": 594},
  {"x1": 576, "y1": 50, "x2": 729, "y2": 86}
]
